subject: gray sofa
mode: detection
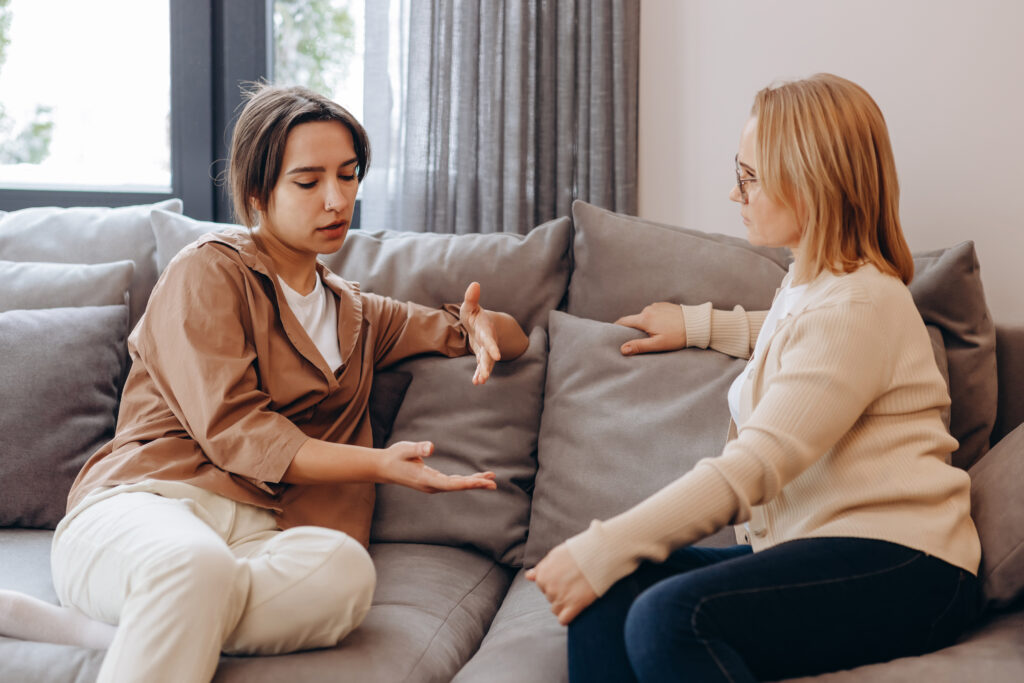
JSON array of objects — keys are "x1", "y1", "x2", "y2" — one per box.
[{"x1": 1, "y1": 198, "x2": 1022, "y2": 682}]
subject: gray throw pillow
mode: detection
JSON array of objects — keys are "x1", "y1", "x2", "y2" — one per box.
[
  {"x1": 150, "y1": 208, "x2": 226, "y2": 272},
  {"x1": 0, "y1": 306, "x2": 129, "y2": 529},
  {"x1": 371, "y1": 327, "x2": 548, "y2": 566},
  {"x1": 910, "y1": 242, "x2": 998, "y2": 469},
  {"x1": 568, "y1": 201, "x2": 997, "y2": 471},
  {"x1": 567, "y1": 199, "x2": 790, "y2": 323},
  {"x1": 524, "y1": 312, "x2": 738, "y2": 567},
  {"x1": 968, "y1": 423, "x2": 1024, "y2": 611},
  {"x1": 0, "y1": 260, "x2": 134, "y2": 312},
  {"x1": 320, "y1": 221, "x2": 572, "y2": 332},
  {"x1": 0, "y1": 199, "x2": 181, "y2": 332},
  {"x1": 151, "y1": 209, "x2": 573, "y2": 332}
]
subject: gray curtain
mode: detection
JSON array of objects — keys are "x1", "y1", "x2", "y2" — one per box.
[{"x1": 361, "y1": 0, "x2": 639, "y2": 234}]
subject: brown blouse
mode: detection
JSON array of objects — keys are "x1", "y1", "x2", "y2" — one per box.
[{"x1": 67, "y1": 229, "x2": 470, "y2": 546}]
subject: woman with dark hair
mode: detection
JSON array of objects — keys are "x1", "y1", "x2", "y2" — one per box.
[
  {"x1": 528, "y1": 73, "x2": 980, "y2": 682},
  {"x1": 0, "y1": 84, "x2": 528, "y2": 683}
]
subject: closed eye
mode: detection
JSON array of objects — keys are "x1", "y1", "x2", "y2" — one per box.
[{"x1": 295, "y1": 181, "x2": 316, "y2": 189}]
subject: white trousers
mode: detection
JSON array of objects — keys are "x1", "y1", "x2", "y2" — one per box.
[{"x1": 51, "y1": 480, "x2": 376, "y2": 683}]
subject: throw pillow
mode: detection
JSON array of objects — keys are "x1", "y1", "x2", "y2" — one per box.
[
  {"x1": 0, "y1": 260, "x2": 134, "y2": 312},
  {"x1": 568, "y1": 201, "x2": 997, "y2": 470},
  {"x1": 910, "y1": 242, "x2": 998, "y2": 469},
  {"x1": 0, "y1": 199, "x2": 182, "y2": 332},
  {"x1": 968, "y1": 422, "x2": 1024, "y2": 611},
  {"x1": 0, "y1": 306, "x2": 129, "y2": 529},
  {"x1": 524, "y1": 312, "x2": 738, "y2": 567},
  {"x1": 371, "y1": 327, "x2": 548, "y2": 566},
  {"x1": 151, "y1": 209, "x2": 573, "y2": 333}
]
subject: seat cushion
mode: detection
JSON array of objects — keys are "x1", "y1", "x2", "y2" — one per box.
[
  {"x1": 452, "y1": 570, "x2": 568, "y2": 683},
  {"x1": 214, "y1": 543, "x2": 512, "y2": 683}
]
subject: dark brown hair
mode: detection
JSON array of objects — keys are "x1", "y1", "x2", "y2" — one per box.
[{"x1": 228, "y1": 83, "x2": 370, "y2": 227}]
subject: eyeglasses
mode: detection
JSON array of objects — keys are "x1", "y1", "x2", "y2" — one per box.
[{"x1": 734, "y1": 154, "x2": 759, "y2": 205}]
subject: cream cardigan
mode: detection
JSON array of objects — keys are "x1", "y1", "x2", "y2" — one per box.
[{"x1": 565, "y1": 264, "x2": 981, "y2": 597}]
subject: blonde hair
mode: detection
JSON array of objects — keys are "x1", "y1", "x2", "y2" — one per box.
[{"x1": 752, "y1": 73, "x2": 913, "y2": 284}]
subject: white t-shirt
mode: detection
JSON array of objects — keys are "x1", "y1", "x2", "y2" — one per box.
[
  {"x1": 277, "y1": 274, "x2": 343, "y2": 373},
  {"x1": 727, "y1": 281, "x2": 809, "y2": 424}
]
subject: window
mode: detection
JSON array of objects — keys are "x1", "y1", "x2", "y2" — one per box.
[{"x1": 0, "y1": 0, "x2": 171, "y2": 192}]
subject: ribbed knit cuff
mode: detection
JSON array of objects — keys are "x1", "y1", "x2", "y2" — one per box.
[{"x1": 681, "y1": 302, "x2": 712, "y2": 349}]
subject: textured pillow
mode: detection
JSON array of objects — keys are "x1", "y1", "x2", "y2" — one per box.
[
  {"x1": 150, "y1": 208, "x2": 227, "y2": 272},
  {"x1": 151, "y1": 209, "x2": 573, "y2": 333},
  {"x1": 371, "y1": 327, "x2": 548, "y2": 566},
  {"x1": 569, "y1": 201, "x2": 996, "y2": 470},
  {"x1": 910, "y1": 242, "x2": 998, "y2": 469},
  {"x1": 568, "y1": 200, "x2": 790, "y2": 323},
  {"x1": 0, "y1": 306, "x2": 129, "y2": 529},
  {"x1": 968, "y1": 423, "x2": 1024, "y2": 611},
  {"x1": 0, "y1": 259, "x2": 134, "y2": 312},
  {"x1": 524, "y1": 312, "x2": 738, "y2": 566},
  {"x1": 320, "y1": 220, "x2": 572, "y2": 332},
  {"x1": 0, "y1": 199, "x2": 181, "y2": 331}
]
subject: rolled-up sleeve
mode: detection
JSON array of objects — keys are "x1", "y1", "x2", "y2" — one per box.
[
  {"x1": 134, "y1": 247, "x2": 308, "y2": 484},
  {"x1": 363, "y1": 294, "x2": 471, "y2": 369}
]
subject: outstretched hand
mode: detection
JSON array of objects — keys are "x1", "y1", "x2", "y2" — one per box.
[
  {"x1": 614, "y1": 302, "x2": 687, "y2": 356},
  {"x1": 525, "y1": 543, "x2": 598, "y2": 625},
  {"x1": 379, "y1": 441, "x2": 497, "y2": 493},
  {"x1": 460, "y1": 282, "x2": 502, "y2": 384}
]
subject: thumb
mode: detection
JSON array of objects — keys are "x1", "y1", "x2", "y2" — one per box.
[
  {"x1": 462, "y1": 281, "x2": 481, "y2": 309},
  {"x1": 621, "y1": 335, "x2": 673, "y2": 356},
  {"x1": 397, "y1": 441, "x2": 434, "y2": 458}
]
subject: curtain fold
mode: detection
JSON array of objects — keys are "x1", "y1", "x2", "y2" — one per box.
[{"x1": 361, "y1": 0, "x2": 639, "y2": 234}]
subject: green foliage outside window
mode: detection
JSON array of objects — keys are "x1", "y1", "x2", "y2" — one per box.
[{"x1": 273, "y1": 0, "x2": 355, "y2": 97}]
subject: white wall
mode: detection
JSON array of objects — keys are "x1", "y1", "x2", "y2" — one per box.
[{"x1": 638, "y1": 0, "x2": 1024, "y2": 324}]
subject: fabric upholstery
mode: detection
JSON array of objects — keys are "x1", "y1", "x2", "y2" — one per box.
[
  {"x1": 0, "y1": 306, "x2": 128, "y2": 528},
  {"x1": 524, "y1": 312, "x2": 738, "y2": 566},
  {"x1": 372, "y1": 327, "x2": 548, "y2": 566},
  {"x1": 0, "y1": 199, "x2": 181, "y2": 331},
  {"x1": 368, "y1": 370, "x2": 413, "y2": 449},
  {"x1": 452, "y1": 571, "x2": 568, "y2": 683},
  {"x1": 910, "y1": 242, "x2": 998, "y2": 469},
  {"x1": 568, "y1": 201, "x2": 997, "y2": 470},
  {"x1": 0, "y1": 260, "x2": 134, "y2": 312},
  {"x1": 968, "y1": 423, "x2": 1024, "y2": 610},
  {"x1": 151, "y1": 209, "x2": 573, "y2": 332},
  {"x1": 214, "y1": 543, "x2": 512, "y2": 683}
]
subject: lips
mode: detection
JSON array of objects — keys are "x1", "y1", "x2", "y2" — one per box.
[{"x1": 317, "y1": 221, "x2": 348, "y2": 235}]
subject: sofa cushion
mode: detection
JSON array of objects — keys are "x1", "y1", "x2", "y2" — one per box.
[
  {"x1": 568, "y1": 201, "x2": 997, "y2": 471},
  {"x1": 524, "y1": 312, "x2": 738, "y2": 566},
  {"x1": 451, "y1": 570, "x2": 568, "y2": 683},
  {"x1": 372, "y1": 327, "x2": 548, "y2": 566},
  {"x1": 0, "y1": 259, "x2": 134, "y2": 312},
  {"x1": 910, "y1": 242, "x2": 998, "y2": 469},
  {"x1": 0, "y1": 199, "x2": 181, "y2": 331},
  {"x1": 0, "y1": 306, "x2": 129, "y2": 529},
  {"x1": 969, "y1": 422, "x2": 1024, "y2": 611},
  {"x1": 214, "y1": 543, "x2": 512, "y2": 683},
  {"x1": 151, "y1": 208, "x2": 573, "y2": 332}
]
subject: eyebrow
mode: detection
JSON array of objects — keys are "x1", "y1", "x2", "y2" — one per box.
[{"x1": 285, "y1": 158, "x2": 358, "y2": 175}]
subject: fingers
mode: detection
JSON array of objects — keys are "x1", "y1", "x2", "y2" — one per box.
[
  {"x1": 621, "y1": 335, "x2": 676, "y2": 356},
  {"x1": 462, "y1": 281, "x2": 481, "y2": 309},
  {"x1": 473, "y1": 347, "x2": 497, "y2": 385},
  {"x1": 614, "y1": 312, "x2": 644, "y2": 330}
]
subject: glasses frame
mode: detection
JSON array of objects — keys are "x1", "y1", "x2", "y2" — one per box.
[{"x1": 734, "y1": 154, "x2": 759, "y2": 205}]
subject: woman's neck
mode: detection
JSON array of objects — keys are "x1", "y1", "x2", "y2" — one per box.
[{"x1": 252, "y1": 229, "x2": 318, "y2": 294}]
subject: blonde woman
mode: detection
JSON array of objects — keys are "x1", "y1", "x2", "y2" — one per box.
[{"x1": 527, "y1": 74, "x2": 981, "y2": 682}]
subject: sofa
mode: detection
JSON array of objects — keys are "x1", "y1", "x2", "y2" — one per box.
[{"x1": 1, "y1": 198, "x2": 1022, "y2": 682}]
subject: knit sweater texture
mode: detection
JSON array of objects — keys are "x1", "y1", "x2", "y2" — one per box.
[{"x1": 565, "y1": 264, "x2": 981, "y2": 597}]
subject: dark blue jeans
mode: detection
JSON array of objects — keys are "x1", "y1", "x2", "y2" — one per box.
[{"x1": 568, "y1": 537, "x2": 978, "y2": 683}]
